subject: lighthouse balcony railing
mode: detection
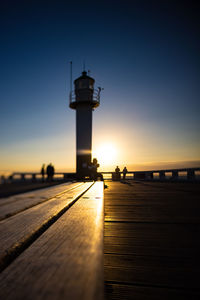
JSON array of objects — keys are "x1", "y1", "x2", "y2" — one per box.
[{"x1": 69, "y1": 89, "x2": 100, "y2": 105}]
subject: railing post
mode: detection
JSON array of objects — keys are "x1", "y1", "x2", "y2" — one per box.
[
  {"x1": 112, "y1": 172, "x2": 121, "y2": 181},
  {"x1": 64, "y1": 173, "x2": 68, "y2": 180},
  {"x1": 172, "y1": 171, "x2": 178, "y2": 180},
  {"x1": 0, "y1": 175, "x2": 5, "y2": 184},
  {"x1": 145, "y1": 172, "x2": 153, "y2": 180},
  {"x1": 134, "y1": 172, "x2": 146, "y2": 180},
  {"x1": 8, "y1": 175, "x2": 13, "y2": 183},
  {"x1": 187, "y1": 170, "x2": 195, "y2": 180},
  {"x1": 32, "y1": 174, "x2": 36, "y2": 182},
  {"x1": 159, "y1": 171, "x2": 165, "y2": 180},
  {"x1": 21, "y1": 174, "x2": 25, "y2": 181}
]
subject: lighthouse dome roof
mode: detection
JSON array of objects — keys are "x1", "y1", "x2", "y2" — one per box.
[{"x1": 74, "y1": 71, "x2": 95, "y2": 84}]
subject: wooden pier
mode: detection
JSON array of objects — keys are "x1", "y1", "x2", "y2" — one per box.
[
  {"x1": 104, "y1": 181, "x2": 200, "y2": 299},
  {"x1": 0, "y1": 180, "x2": 200, "y2": 299},
  {"x1": 0, "y1": 181, "x2": 104, "y2": 300}
]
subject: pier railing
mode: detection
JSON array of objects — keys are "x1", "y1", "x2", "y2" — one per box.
[
  {"x1": 101, "y1": 167, "x2": 200, "y2": 181},
  {"x1": 1, "y1": 168, "x2": 200, "y2": 184}
]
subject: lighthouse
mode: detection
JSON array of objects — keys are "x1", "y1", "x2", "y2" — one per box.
[{"x1": 69, "y1": 70, "x2": 101, "y2": 178}]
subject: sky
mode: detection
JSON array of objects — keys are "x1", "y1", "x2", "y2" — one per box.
[{"x1": 0, "y1": 0, "x2": 199, "y2": 174}]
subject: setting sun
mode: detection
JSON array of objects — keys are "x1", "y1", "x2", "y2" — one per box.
[{"x1": 93, "y1": 143, "x2": 117, "y2": 166}]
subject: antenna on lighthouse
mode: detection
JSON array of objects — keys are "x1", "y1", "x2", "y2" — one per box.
[
  {"x1": 83, "y1": 60, "x2": 86, "y2": 72},
  {"x1": 70, "y1": 61, "x2": 72, "y2": 102}
]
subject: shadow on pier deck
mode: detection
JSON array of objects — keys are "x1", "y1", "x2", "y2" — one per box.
[{"x1": 104, "y1": 181, "x2": 200, "y2": 299}]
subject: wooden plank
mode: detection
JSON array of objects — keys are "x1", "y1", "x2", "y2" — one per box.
[
  {"x1": 104, "y1": 254, "x2": 199, "y2": 289},
  {"x1": 105, "y1": 181, "x2": 200, "y2": 198},
  {"x1": 104, "y1": 181, "x2": 200, "y2": 299},
  {"x1": 105, "y1": 283, "x2": 200, "y2": 300},
  {"x1": 105, "y1": 211, "x2": 200, "y2": 222},
  {"x1": 128, "y1": 181, "x2": 200, "y2": 194},
  {"x1": 0, "y1": 182, "x2": 93, "y2": 271},
  {"x1": 0, "y1": 182, "x2": 64, "y2": 198},
  {"x1": 105, "y1": 195, "x2": 200, "y2": 222},
  {"x1": 104, "y1": 224, "x2": 200, "y2": 257},
  {"x1": 0, "y1": 182, "x2": 77, "y2": 206},
  {"x1": 0, "y1": 182, "x2": 104, "y2": 300},
  {"x1": 0, "y1": 182, "x2": 82, "y2": 220},
  {"x1": 105, "y1": 222, "x2": 200, "y2": 238}
]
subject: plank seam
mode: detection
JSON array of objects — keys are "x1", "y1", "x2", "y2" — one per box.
[
  {"x1": 0, "y1": 182, "x2": 94, "y2": 273},
  {"x1": 104, "y1": 220, "x2": 200, "y2": 224},
  {"x1": 127, "y1": 181, "x2": 200, "y2": 194},
  {"x1": 105, "y1": 280, "x2": 200, "y2": 292},
  {"x1": 0, "y1": 182, "x2": 84, "y2": 221},
  {"x1": 0, "y1": 182, "x2": 82, "y2": 208},
  {"x1": 104, "y1": 252, "x2": 196, "y2": 259}
]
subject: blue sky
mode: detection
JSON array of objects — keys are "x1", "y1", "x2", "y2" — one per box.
[{"x1": 0, "y1": 0, "x2": 199, "y2": 173}]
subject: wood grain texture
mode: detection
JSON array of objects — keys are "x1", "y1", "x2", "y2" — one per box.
[
  {"x1": 0, "y1": 182, "x2": 82, "y2": 220},
  {"x1": 104, "y1": 224, "x2": 200, "y2": 257},
  {"x1": 0, "y1": 182, "x2": 77, "y2": 206},
  {"x1": 0, "y1": 182, "x2": 104, "y2": 300},
  {"x1": 0, "y1": 181, "x2": 65, "y2": 198},
  {"x1": 105, "y1": 283, "x2": 200, "y2": 300},
  {"x1": 104, "y1": 254, "x2": 199, "y2": 288},
  {"x1": 104, "y1": 181, "x2": 200, "y2": 299},
  {"x1": 104, "y1": 183, "x2": 200, "y2": 223},
  {"x1": 0, "y1": 182, "x2": 93, "y2": 271}
]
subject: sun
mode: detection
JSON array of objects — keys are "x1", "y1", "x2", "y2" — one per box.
[{"x1": 93, "y1": 143, "x2": 117, "y2": 166}]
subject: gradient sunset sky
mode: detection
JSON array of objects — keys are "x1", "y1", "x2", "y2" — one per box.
[{"x1": 0, "y1": 0, "x2": 199, "y2": 174}]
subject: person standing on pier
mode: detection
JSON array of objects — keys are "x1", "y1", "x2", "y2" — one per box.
[
  {"x1": 89, "y1": 158, "x2": 103, "y2": 181},
  {"x1": 51, "y1": 164, "x2": 55, "y2": 181},
  {"x1": 47, "y1": 163, "x2": 54, "y2": 181},
  {"x1": 41, "y1": 164, "x2": 45, "y2": 182},
  {"x1": 46, "y1": 164, "x2": 51, "y2": 181},
  {"x1": 89, "y1": 158, "x2": 99, "y2": 180},
  {"x1": 115, "y1": 166, "x2": 121, "y2": 180},
  {"x1": 123, "y1": 166, "x2": 128, "y2": 180}
]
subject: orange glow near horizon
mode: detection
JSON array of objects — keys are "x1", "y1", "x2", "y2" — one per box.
[{"x1": 0, "y1": 129, "x2": 200, "y2": 175}]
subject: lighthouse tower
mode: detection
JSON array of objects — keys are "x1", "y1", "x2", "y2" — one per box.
[{"x1": 69, "y1": 70, "x2": 101, "y2": 177}]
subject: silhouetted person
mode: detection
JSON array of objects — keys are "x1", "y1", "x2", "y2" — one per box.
[
  {"x1": 115, "y1": 166, "x2": 120, "y2": 173},
  {"x1": 89, "y1": 158, "x2": 103, "y2": 181},
  {"x1": 123, "y1": 166, "x2": 128, "y2": 180},
  {"x1": 46, "y1": 164, "x2": 51, "y2": 181},
  {"x1": 41, "y1": 164, "x2": 45, "y2": 182},
  {"x1": 51, "y1": 164, "x2": 55, "y2": 181},
  {"x1": 47, "y1": 163, "x2": 54, "y2": 181},
  {"x1": 91, "y1": 158, "x2": 99, "y2": 178},
  {"x1": 115, "y1": 166, "x2": 121, "y2": 180}
]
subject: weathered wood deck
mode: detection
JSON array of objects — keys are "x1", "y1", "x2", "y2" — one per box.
[
  {"x1": 0, "y1": 180, "x2": 200, "y2": 299},
  {"x1": 0, "y1": 181, "x2": 104, "y2": 300},
  {"x1": 0, "y1": 182, "x2": 83, "y2": 220},
  {"x1": 104, "y1": 181, "x2": 200, "y2": 299}
]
